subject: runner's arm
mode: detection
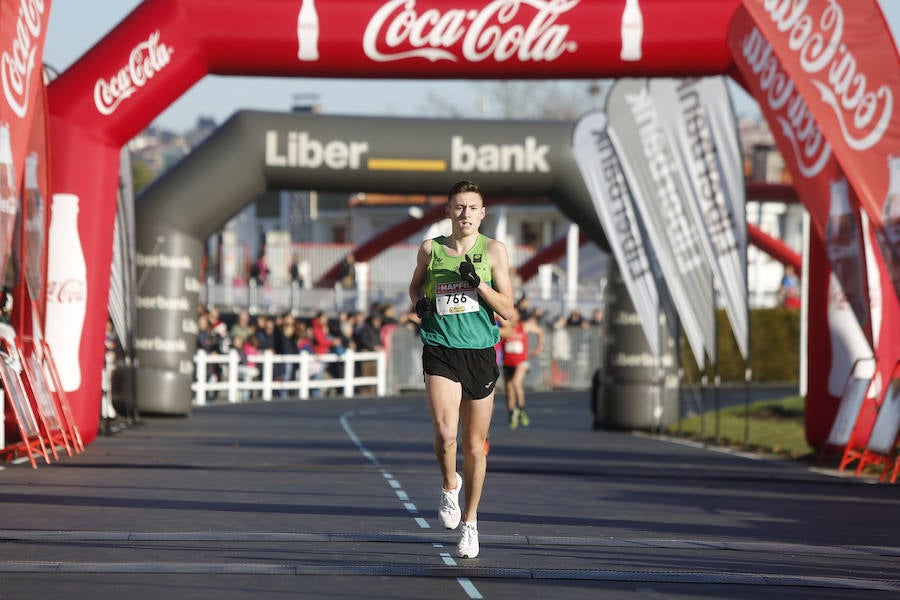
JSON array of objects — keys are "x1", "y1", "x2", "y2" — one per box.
[
  {"x1": 408, "y1": 239, "x2": 431, "y2": 306},
  {"x1": 477, "y1": 239, "x2": 514, "y2": 321}
]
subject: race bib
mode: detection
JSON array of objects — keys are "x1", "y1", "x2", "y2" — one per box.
[
  {"x1": 505, "y1": 339, "x2": 525, "y2": 354},
  {"x1": 435, "y1": 281, "x2": 479, "y2": 316}
]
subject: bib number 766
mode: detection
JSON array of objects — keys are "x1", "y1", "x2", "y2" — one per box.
[{"x1": 436, "y1": 289, "x2": 479, "y2": 315}]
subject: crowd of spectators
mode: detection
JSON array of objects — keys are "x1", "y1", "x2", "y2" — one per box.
[
  {"x1": 196, "y1": 301, "x2": 601, "y2": 364},
  {"x1": 192, "y1": 297, "x2": 603, "y2": 397},
  {"x1": 194, "y1": 303, "x2": 422, "y2": 395}
]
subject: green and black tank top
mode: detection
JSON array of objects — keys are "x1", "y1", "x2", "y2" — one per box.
[{"x1": 420, "y1": 234, "x2": 500, "y2": 349}]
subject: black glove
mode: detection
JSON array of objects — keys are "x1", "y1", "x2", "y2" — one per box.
[
  {"x1": 459, "y1": 254, "x2": 480, "y2": 288},
  {"x1": 415, "y1": 297, "x2": 432, "y2": 319}
]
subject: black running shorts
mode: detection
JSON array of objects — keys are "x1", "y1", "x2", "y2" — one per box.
[
  {"x1": 422, "y1": 344, "x2": 499, "y2": 400},
  {"x1": 502, "y1": 364, "x2": 520, "y2": 381}
]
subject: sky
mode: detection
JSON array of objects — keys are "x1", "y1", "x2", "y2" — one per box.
[{"x1": 44, "y1": 1, "x2": 900, "y2": 134}]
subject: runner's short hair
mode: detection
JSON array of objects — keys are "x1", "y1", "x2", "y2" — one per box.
[{"x1": 447, "y1": 179, "x2": 483, "y2": 204}]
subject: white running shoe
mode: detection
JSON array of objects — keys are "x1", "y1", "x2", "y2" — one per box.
[
  {"x1": 438, "y1": 472, "x2": 462, "y2": 529},
  {"x1": 457, "y1": 521, "x2": 479, "y2": 558}
]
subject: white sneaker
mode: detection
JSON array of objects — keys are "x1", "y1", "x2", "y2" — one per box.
[
  {"x1": 457, "y1": 521, "x2": 479, "y2": 558},
  {"x1": 438, "y1": 472, "x2": 462, "y2": 529}
]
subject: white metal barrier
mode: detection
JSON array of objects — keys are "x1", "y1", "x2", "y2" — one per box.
[{"x1": 192, "y1": 349, "x2": 386, "y2": 405}]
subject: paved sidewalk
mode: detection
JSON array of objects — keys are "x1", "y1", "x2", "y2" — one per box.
[{"x1": 1, "y1": 391, "x2": 898, "y2": 599}]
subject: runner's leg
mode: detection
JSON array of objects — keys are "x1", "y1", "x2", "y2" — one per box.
[
  {"x1": 459, "y1": 392, "x2": 494, "y2": 523},
  {"x1": 425, "y1": 374, "x2": 462, "y2": 489}
]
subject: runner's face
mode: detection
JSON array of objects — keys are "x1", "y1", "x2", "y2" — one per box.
[{"x1": 448, "y1": 192, "x2": 485, "y2": 234}]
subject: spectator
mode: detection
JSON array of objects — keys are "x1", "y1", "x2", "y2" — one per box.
[
  {"x1": 242, "y1": 334, "x2": 261, "y2": 394},
  {"x1": 311, "y1": 311, "x2": 338, "y2": 355},
  {"x1": 354, "y1": 313, "x2": 383, "y2": 352},
  {"x1": 515, "y1": 295, "x2": 531, "y2": 314},
  {"x1": 296, "y1": 321, "x2": 314, "y2": 354},
  {"x1": 243, "y1": 333, "x2": 260, "y2": 357},
  {"x1": 780, "y1": 265, "x2": 801, "y2": 309},
  {"x1": 230, "y1": 309, "x2": 254, "y2": 342},
  {"x1": 196, "y1": 313, "x2": 222, "y2": 382},
  {"x1": 232, "y1": 334, "x2": 259, "y2": 398},
  {"x1": 208, "y1": 308, "x2": 229, "y2": 350},
  {"x1": 378, "y1": 303, "x2": 399, "y2": 326},
  {"x1": 353, "y1": 313, "x2": 383, "y2": 396},
  {"x1": 378, "y1": 305, "x2": 400, "y2": 356},
  {"x1": 590, "y1": 308, "x2": 604, "y2": 326},
  {"x1": 337, "y1": 311, "x2": 355, "y2": 349},
  {"x1": 104, "y1": 318, "x2": 121, "y2": 360},
  {"x1": 327, "y1": 314, "x2": 351, "y2": 383},
  {"x1": 565, "y1": 308, "x2": 588, "y2": 328},
  {"x1": 297, "y1": 311, "x2": 331, "y2": 397},
  {"x1": 102, "y1": 319, "x2": 120, "y2": 425},
  {"x1": 196, "y1": 314, "x2": 219, "y2": 354},
  {"x1": 289, "y1": 254, "x2": 304, "y2": 287},
  {"x1": 255, "y1": 316, "x2": 277, "y2": 352},
  {"x1": 250, "y1": 249, "x2": 268, "y2": 286},
  {"x1": 275, "y1": 318, "x2": 299, "y2": 397},
  {"x1": 339, "y1": 252, "x2": 356, "y2": 290}
]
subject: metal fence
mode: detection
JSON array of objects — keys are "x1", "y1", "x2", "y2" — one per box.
[
  {"x1": 387, "y1": 324, "x2": 603, "y2": 393},
  {"x1": 190, "y1": 324, "x2": 603, "y2": 406},
  {"x1": 192, "y1": 348, "x2": 386, "y2": 404}
]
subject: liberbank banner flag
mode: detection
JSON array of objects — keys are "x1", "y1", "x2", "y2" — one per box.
[
  {"x1": 0, "y1": 0, "x2": 52, "y2": 300},
  {"x1": 648, "y1": 77, "x2": 749, "y2": 361},
  {"x1": 572, "y1": 110, "x2": 669, "y2": 357},
  {"x1": 607, "y1": 78, "x2": 716, "y2": 368},
  {"x1": 739, "y1": 0, "x2": 900, "y2": 302}
]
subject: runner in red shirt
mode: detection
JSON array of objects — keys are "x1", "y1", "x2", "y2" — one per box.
[{"x1": 500, "y1": 308, "x2": 544, "y2": 429}]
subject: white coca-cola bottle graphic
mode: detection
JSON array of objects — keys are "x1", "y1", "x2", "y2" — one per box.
[
  {"x1": 882, "y1": 155, "x2": 900, "y2": 292},
  {"x1": 620, "y1": 0, "x2": 644, "y2": 61},
  {"x1": 297, "y1": 0, "x2": 320, "y2": 61},
  {"x1": 0, "y1": 123, "x2": 17, "y2": 279},
  {"x1": 45, "y1": 193, "x2": 87, "y2": 392},
  {"x1": 23, "y1": 152, "x2": 44, "y2": 301},
  {"x1": 825, "y1": 177, "x2": 865, "y2": 321}
]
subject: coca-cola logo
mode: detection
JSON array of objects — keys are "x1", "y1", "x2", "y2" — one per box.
[
  {"x1": 47, "y1": 278, "x2": 86, "y2": 303},
  {"x1": 756, "y1": 0, "x2": 892, "y2": 152},
  {"x1": 1, "y1": 0, "x2": 45, "y2": 119},
  {"x1": 94, "y1": 31, "x2": 174, "y2": 116},
  {"x1": 740, "y1": 26, "x2": 832, "y2": 179},
  {"x1": 363, "y1": 0, "x2": 578, "y2": 63}
]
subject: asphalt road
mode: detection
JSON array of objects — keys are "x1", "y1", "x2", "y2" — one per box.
[{"x1": 1, "y1": 390, "x2": 897, "y2": 599}]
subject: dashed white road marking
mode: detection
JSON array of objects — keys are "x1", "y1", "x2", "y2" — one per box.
[{"x1": 341, "y1": 409, "x2": 484, "y2": 599}]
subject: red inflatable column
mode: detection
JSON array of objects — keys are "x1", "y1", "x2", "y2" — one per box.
[{"x1": 46, "y1": 117, "x2": 120, "y2": 445}]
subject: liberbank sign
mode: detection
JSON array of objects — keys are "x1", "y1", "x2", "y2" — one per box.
[{"x1": 264, "y1": 130, "x2": 553, "y2": 174}]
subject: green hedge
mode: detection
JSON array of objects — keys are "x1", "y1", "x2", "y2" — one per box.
[{"x1": 680, "y1": 308, "x2": 801, "y2": 383}]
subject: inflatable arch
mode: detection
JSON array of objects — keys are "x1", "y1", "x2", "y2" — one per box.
[
  {"x1": 134, "y1": 110, "x2": 610, "y2": 414},
  {"x1": 48, "y1": 0, "x2": 744, "y2": 442}
]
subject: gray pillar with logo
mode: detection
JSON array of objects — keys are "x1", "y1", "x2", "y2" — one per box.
[{"x1": 594, "y1": 260, "x2": 679, "y2": 431}]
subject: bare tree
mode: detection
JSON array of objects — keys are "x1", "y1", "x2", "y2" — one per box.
[{"x1": 425, "y1": 79, "x2": 608, "y2": 120}]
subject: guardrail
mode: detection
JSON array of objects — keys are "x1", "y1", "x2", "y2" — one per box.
[{"x1": 192, "y1": 349, "x2": 386, "y2": 405}]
